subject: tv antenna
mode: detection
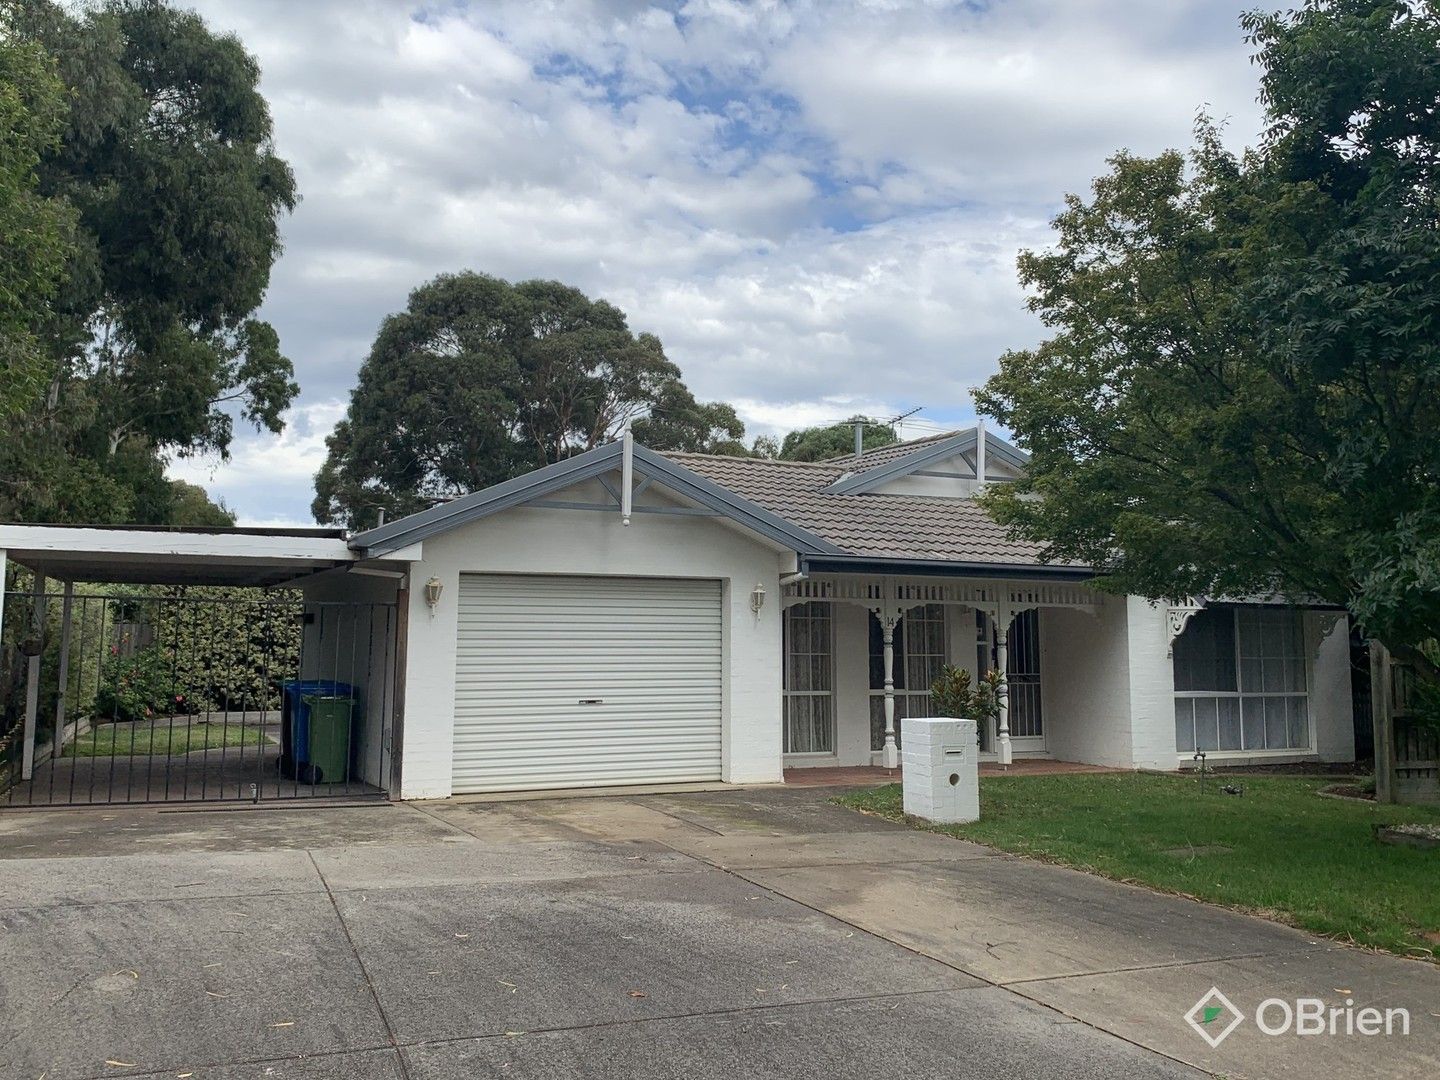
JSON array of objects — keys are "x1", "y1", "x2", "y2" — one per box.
[{"x1": 888, "y1": 406, "x2": 923, "y2": 439}]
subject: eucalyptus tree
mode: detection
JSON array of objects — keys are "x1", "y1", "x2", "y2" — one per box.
[
  {"x1": 313, "y1": 272, "x2": 746, "y2": 528},
  {"x1": 776, "y1": 418, "x2": 898, "y2": 462},
  {"x1": 0, "y1": 12, "x2": 75, "y2": 419},
  {"x1": 2, "y1": 0, "x2": 296, "y2": 524}
]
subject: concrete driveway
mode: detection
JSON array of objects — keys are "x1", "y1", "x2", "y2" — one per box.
[{"x1": 0, "y1": 787, "x2": 1435, "y2": 1079}]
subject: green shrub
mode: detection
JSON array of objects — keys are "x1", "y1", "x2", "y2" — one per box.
[
  {"x1": 92, "y1": 645, "x2": 201, "y2": 723},
  {"x1": 930, "y1": 665, "x2": 1005, "y2": 722},
  {"x1": 151, "y1": 588, "x2": 301, "y2": 711}
]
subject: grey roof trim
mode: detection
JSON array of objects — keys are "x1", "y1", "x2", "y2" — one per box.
[
  {"x1": 349, "y1": 442, "x2": 626, "y2": 555},
  {"x1": 349, "y1": 441, "x2": 845, "y2": 558},
  {"x1": 799, "y1": 555, "x2": 1094, "y2": 581},
  {"x1": 630, "y1": 446, "x2": 845, "y2": 555},
  {"x1": 825, "y1": 430, "x2": 1029, "y2": 495}
]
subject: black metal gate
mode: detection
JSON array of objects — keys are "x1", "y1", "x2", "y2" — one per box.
[{"x1": 0, "y1": 587, "x2": 398, "y2": 807}]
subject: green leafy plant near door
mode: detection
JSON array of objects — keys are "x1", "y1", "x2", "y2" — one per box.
[{"x1": 930, "y1": 665, "x2": 1004, "y2": 725}]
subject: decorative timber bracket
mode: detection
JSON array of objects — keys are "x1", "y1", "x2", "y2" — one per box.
[{"x1": 1165, "y1": 598, "x2": 1206, "y2": 657}]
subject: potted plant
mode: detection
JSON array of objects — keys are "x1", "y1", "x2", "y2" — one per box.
[{"x1": 929, "y1": 665, "x2": 1004, "y2": 746}]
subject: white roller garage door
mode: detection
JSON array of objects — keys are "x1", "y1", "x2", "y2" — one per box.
[{"x1": 452, "y1": 574, "x2": 724, "y2": 793}]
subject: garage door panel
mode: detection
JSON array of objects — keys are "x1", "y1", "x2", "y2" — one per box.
[{"x1": 452, "y1": 574, "x2": 724, "y2": 793}]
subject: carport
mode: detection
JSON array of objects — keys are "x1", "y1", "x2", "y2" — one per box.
[{"x1": 0, "y1": 524, "x2": 414, "y2": 807}]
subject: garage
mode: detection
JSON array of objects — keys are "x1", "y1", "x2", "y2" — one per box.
[{"x1": 451, "y1": 573, "x2": 724, "y2": 793}]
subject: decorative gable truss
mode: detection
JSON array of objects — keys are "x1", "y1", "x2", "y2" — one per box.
[
  {"x1": 824, "y1": 427, "x2": 1029, "y2": 497},
  {"x1": 349, "y1": 440, "x2": 844, "y2": 560}
]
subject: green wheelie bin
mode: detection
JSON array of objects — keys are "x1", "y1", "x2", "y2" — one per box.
[{"x1": 299, "y1": 694, "x2": 356, "y2": 784}]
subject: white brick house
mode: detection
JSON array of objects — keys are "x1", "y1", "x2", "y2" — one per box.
[
  {"x1": 344, "y1": 427, "x2": 1355, "y2": 797},
  {"x1": 1, "y1": 427, "x2": 1356, "y2": 803}
]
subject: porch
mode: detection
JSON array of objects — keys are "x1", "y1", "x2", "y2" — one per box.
[{"x1": 781, "y1": 573, "x2": 1110, "y2": 770}]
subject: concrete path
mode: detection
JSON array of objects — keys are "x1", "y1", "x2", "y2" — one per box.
[{"x1": 0, "y1": 787, "x2": 1435, "y2": 1079}]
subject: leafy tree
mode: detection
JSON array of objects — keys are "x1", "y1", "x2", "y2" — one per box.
[
  {"x1": 777, "y1": 417, "x2": 898, "y2": 462},
  {"x1": 314, "y1": 272, "x2": 746, "y2": 527},
  {"x1": 750, "y1": 435, "x2": 782, "y2": 459},
  {"x1": 166, "y1": 480, "x2": 236, "y2": 527},
  {"x1": 1, "y1": 0, "x2": 297, "y2": 525},
  {"x1": 975, "y1": 0, "x2": 1440, "y2": 684},
  {"x1": 0, "y1": 11, "x2": 76, "y2": 419}
]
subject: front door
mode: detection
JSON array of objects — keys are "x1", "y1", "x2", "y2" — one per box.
[{"x1": 980, "y1": 608, "x2": 1044, "y2": 753}]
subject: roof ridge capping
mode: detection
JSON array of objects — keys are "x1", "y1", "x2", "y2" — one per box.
[{"x1": 661, "y1": 451, "x2": 845, "y2": 470}]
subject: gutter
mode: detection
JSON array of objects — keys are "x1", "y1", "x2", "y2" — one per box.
[{"x1": 798, "y1": 555, "x2": 1096, "y2": 582}]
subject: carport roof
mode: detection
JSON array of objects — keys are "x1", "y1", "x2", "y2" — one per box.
[{"x1": 0, "y1": 524, "x2": 372, "y2": 587}]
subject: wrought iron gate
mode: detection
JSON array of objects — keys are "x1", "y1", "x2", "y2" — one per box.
[{"x1": 0, "y1": 588, "x2": 398, "y2": 807}]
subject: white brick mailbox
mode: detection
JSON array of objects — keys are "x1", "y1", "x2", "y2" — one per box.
[{"x1": 901, "y1": 717, "x2": 980, "y2": 824}]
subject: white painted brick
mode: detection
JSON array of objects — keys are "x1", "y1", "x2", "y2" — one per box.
[
  {"x1": 901, "y1": 717, "x2": 979, "y2": 823},
  {"x1": 397, "y1": 489, "x2": 788, "y2": 798}
]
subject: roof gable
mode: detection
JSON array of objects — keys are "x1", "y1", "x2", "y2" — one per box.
[
  {"x1": 348, "y1": 442, "x2": 845, "y2": 558},
  {"x1": 824, "y1": 429, "x2": 1028, "y2": 495}
]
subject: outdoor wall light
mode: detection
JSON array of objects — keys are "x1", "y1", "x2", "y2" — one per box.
[
  {"x1": 424, "y1": 576, "x2": 444, "y2": 614},
  {"x1": 750, "y1": 582, "x2": 767, "y2": 614}
]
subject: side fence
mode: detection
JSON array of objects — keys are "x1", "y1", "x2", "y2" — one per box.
[{"x1": 1370, "y1": 645, "x2": 1440, "y2": 805}]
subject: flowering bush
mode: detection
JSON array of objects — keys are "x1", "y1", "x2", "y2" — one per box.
[
  {"x1": 92, "y1": 645, "x2": 202, "y2": 723},
  {"x1": 151, "y1": 588, "x2": 301, "y2": 711}
]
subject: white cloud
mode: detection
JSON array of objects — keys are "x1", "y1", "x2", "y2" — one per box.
[
  {"x1": 168, "y1": 402, "x2": 346, "y2": 526},
  {"x1": 169, "y1": 0, "x2": 1265, "y2": 523}
]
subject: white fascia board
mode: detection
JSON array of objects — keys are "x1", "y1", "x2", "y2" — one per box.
[
  {"x1": 374, "y1": 541, "x2": 423, "y2": 563},
  {"x1": 825, "y1": 430, "x2": 1030, "y2": 495},
  {"x1": 0, "y1": 525, "x2": 356, "y2": 563}
]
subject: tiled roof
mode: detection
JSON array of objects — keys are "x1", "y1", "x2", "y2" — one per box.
[{"x1": 661, "y1": 452, "x2": 1067, "y2": 567}]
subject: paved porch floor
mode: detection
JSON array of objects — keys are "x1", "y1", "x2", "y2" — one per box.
[{"x1": 0, "y1": 787, "x2": 1434, "y2": 1079}]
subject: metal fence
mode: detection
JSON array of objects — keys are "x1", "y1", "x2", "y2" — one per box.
[{"x1": 0, "y1": 587, "x2": 398, "y2": 807}]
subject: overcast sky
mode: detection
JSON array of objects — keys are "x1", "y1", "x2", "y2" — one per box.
[{"x1": 170, "y1": 0, "x2": 1264, "y2": 526}]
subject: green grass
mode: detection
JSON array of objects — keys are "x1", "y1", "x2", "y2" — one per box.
[
  {"x1": 837, "y1": 773, "x2": 1440, "y2": 961},
  {"x1": 65, "y1": 723, "x2": 270, "y2": 758}
]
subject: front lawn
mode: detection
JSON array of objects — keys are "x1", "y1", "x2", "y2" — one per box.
[
  {"x1": 65, "y1": 722, "x2": 270, "y2": 758},
  {"x1": 838, "y1": 773, "x2": 1440, "y2": 960}
]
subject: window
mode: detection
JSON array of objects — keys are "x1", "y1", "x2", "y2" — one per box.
[
  {"x1": 1173, "y1": 607, "x2": 1309, "y2": 753},
  {"x1": 868, "y1": 604, "x2": 946, "y2": 750},
  {"x1": 783, "y1": 602, "x2": 834, "y2": 754}
]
